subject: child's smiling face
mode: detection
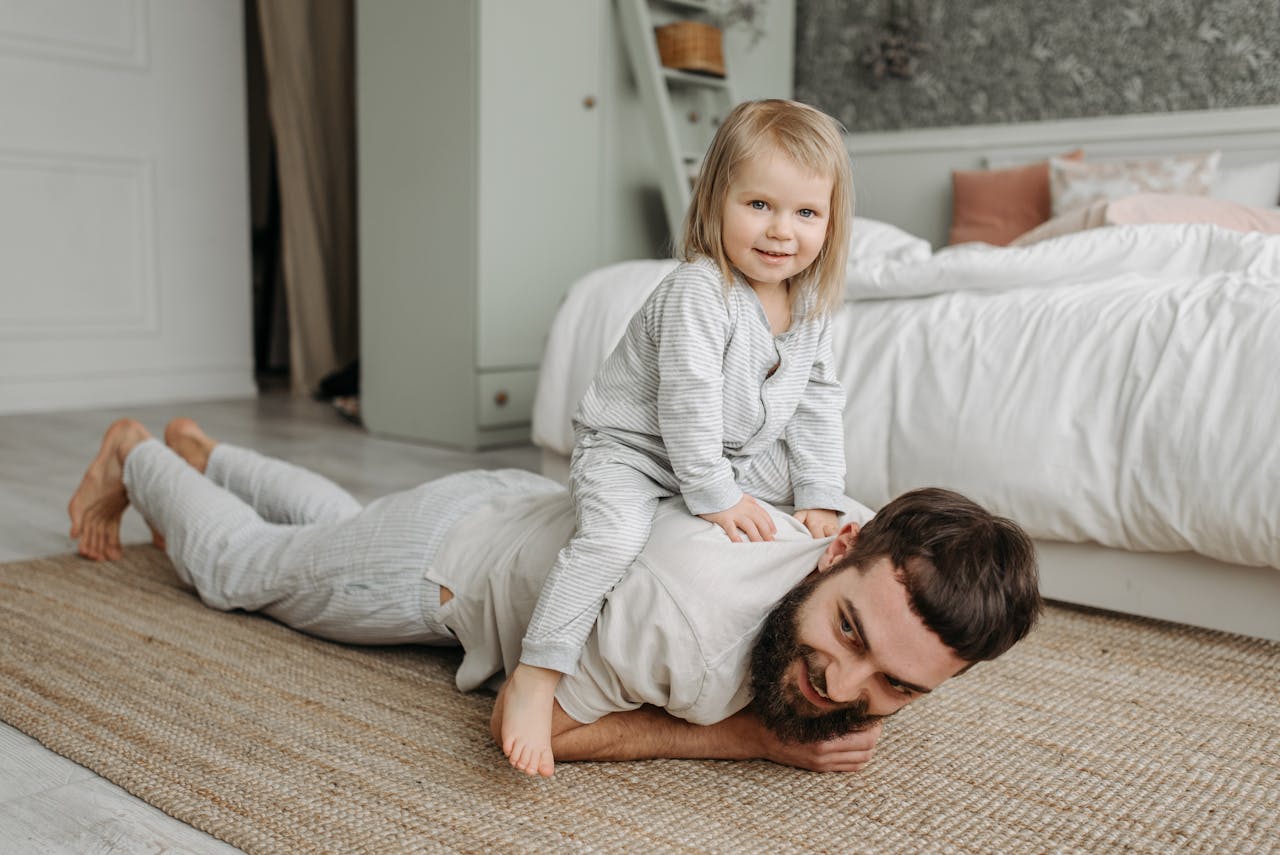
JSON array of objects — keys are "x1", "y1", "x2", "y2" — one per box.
[{"x1": 720, "y1": 148, "x2": 834, "y2": 292}]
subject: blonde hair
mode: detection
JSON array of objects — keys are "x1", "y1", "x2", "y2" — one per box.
[{"x1": 679, "y1": 99, "x2": 853, "y2": 318}]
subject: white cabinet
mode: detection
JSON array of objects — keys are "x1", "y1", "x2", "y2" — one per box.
[
  {"x1": 475, "y1": 3, "x2": 602, "y2": 371},
  {"x1": 358, "y1": 0, "x2": 662, "y2": 448},
  {"x1": 357, "y1": 0, "x2": 794, "y2": 449}
]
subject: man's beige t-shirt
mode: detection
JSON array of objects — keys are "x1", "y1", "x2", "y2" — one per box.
[{"x1": 428, "y1": 486, "x2": 871, "y2": 725}]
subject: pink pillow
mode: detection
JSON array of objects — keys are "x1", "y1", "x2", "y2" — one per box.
[
  {"x1": 1106, "y1": 193, "x2": 1280, "y2": 230},
  {"x1": 949, "y1": 150, "x2": 1084, "y2": 246},
  {"x1": 1011, "y1": 193, "x2": 1280, "y2": 246},
  {"x1": 1009, "y1": 200, "x2": 1110, "y2": 245}
]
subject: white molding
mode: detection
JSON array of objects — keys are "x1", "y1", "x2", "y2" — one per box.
[
  {"x1": 0, "y1": 0, "x2": 148, "y2": 70},
  {"x1": 0, "y1": 149, "x2": 158, "y2": 338},
  {"x1": 848, "y1": 105, "x2": 1280, "y2": 155},
  {"x1": 0, "y1": 358, "x2": 252, "y2": 383}
]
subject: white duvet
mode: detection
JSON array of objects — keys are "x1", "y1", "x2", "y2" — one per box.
[{"x1": 533, "y1": 223, "x2": 1280, "y2": 570}]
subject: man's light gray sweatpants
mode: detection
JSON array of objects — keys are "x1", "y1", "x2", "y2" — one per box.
[{"x1": 122, "y1": 439, "x2": 535, "y2": 646}]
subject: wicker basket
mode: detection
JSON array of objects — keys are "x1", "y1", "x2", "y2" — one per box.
[{"x1": 654, "y1": 20, "x2": 725, "y2": 78}]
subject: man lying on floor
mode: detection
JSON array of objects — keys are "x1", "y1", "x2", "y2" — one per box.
[{"x1": 69, "y1": 418, "x2": 1042, "y2": 777}]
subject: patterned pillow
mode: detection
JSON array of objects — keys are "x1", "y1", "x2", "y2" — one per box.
[{"x1": 1049, "y1": 151, "x2": 1221, "y2": 216}]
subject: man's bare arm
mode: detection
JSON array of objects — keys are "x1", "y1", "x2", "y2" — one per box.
[{"x1": 490, "y1": 686, "x2": 880, "y2": 773}]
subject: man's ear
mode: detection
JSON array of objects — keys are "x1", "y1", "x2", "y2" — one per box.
[{"x1": 817, "y1": 522, "x2": 859, "y2": 572}]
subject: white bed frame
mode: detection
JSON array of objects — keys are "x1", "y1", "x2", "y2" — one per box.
[{"x1": 538, "y1": 106, "x2": 1280, "y2": 642}]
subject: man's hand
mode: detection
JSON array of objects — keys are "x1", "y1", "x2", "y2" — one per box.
[
  {"x1": 793, "y1": 507, "x2": 840, "y2": 539},
  {"x1": 754, "y1": 718, "x2": 883, "y2": 773},
  {"x1": 699, "y1": 494, "x2": 776, "y2": 542}
]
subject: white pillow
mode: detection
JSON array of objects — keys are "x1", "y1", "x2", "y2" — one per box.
[
  {"x1": 1211, "y1": 160, "x2": 1280, "y2": 209},
  {"x1": 1049, "y1": 151, "x2": 1221, "y2": 216},
  {"x1": 848, "y1": 217, "x2": 931, "y2": 264},
  {"x1": 845, "y1": 217, "x2": 933, "y2": 300}
]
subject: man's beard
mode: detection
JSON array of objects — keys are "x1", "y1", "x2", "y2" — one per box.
[{"x1": 749, "y1": 573, "x2": 883, "y2": 743}]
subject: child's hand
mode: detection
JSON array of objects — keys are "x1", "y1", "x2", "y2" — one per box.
[
  {"x1": 699, "y1": 494, "x2": 777, "y2": 542},
  {"x1": 793, "y1": 508, "x2": 840, "y2": 539}
]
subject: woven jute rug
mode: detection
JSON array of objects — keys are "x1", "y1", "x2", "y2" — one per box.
[{"x1": 1, "y1": 546, "x2": 1277, "y2": 854}]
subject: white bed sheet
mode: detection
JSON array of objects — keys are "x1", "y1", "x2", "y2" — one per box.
[
  {"x1": 532, "y1": 223, "x2": 1280, "y2": 572},
  {"x1": 532, "y1": 258, "x2": 677, "y2": 453}
]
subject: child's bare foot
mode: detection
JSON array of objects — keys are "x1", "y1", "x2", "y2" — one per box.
[
  {"x1": 163, "y1": 417, "x2": 217, "y2": 474},
  {"x1": 501, "y1": 663, "x2": 561, "y2": 777},
  {"x1": 68, "y1": 419, "x2": 151, "y2": 561}
]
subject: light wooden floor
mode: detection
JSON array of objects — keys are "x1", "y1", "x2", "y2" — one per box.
[{"x1": 0, "y1": 392, "x2": 540, "y2": 853}]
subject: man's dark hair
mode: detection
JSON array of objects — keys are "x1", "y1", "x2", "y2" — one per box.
[{"x1": 837, "y1": 487, "x2": 1042, "y2": 662}]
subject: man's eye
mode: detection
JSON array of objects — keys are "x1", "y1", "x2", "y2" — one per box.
[{"x1": 887, "y1": 679, "x2": 914, "y2": 697}]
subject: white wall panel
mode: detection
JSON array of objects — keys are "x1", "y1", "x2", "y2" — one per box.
[
  {"x1": 0, "y1": 151, "x2": 155, "y2": 336},
  {"x1": 0, "y1": 0, "x2": 253, "y2": 414},
  {"x1": 0, "y1": 0, "x2": 146, "y2": 68}
]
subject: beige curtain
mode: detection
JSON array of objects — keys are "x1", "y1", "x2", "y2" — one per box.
[{"x1": 256, "y1": 0, "x2": 358, "y2": 395}]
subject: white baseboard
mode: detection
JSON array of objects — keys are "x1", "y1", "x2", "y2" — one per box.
[{"x1": 0, "y1": 367, "x2": 257, "y2": 415}]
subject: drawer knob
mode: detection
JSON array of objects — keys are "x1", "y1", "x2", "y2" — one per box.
[
  {"x1": 494, "y1": 391, "x2": 509, "y2": 407},
  {"x1": 583, "y1": 95, "x2": 597, "y2": 110}
]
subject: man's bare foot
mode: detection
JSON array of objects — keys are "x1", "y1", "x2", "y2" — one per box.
[
  {"x1": 149, "y1": 417, "x2": 218, "y2": 553},
  {"x1": 163, "y1": 417, "x2": 217, "y2": 474},
  {"x1": 500, "y1": 663, "x2": 561, "y2": 778},
  {"x1": 68, "y1": 419, "x2": 152, "y2": 561}
]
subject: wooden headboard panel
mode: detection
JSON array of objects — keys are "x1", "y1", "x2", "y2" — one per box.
[{"x1": 845, "y1": 105, "x2": 1280, "y2": 248}]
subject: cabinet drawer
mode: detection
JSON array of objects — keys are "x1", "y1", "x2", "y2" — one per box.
[{"x1": 476, "y1": 369, "x2": 538, "y2": 428}]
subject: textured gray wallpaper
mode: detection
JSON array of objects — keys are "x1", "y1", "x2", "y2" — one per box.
[{"x1": 794, "y1": 0, "x2": 1280, "y2": 131}]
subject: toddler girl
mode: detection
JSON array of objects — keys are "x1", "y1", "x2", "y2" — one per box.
[{"x1": 502, "y1": 99, "x2": 853, "y2": 776}]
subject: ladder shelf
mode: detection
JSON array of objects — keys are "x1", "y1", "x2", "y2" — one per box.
[{"x1": 617, "y1": 0, "x2": 738, "y2": 237}]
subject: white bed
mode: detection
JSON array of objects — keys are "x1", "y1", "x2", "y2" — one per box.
[{"x1": 531, "y1": 108, "x2": 1280, "y2": 643}]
